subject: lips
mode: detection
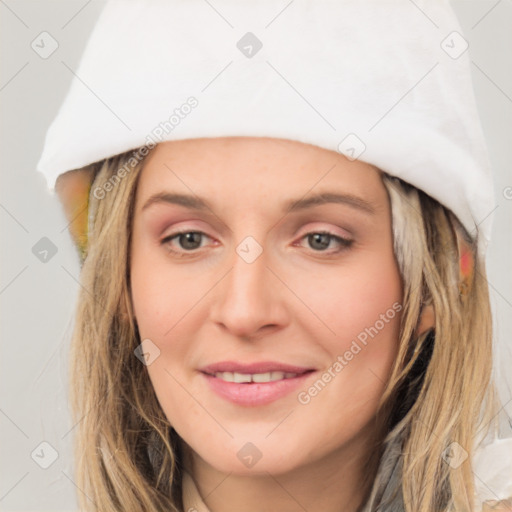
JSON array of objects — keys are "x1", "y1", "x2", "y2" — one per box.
[{"x1": 199, "y1": 360, "x2": 316, "y2": 406}]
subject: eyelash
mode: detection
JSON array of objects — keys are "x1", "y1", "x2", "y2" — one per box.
[{"x1": 160, "y1": 230, "x2": 353, "y2": 258}]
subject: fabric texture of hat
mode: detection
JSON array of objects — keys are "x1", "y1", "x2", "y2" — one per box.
[{"x1": 36, "y1": 0, "x2": 495, "y2": 258}]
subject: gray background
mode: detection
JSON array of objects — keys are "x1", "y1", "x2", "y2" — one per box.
[{"x1": 1, "y1": 1, "x2": 511, "y2": 510}]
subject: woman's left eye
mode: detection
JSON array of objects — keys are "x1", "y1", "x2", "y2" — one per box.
[
  {"x1": 297, "y1": 231, "x2": 353, "y2": 253},
  {"x1": 160, "y1": 230, "x2": 353, "y2": 257}
]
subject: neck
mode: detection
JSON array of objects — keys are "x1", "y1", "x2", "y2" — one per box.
[{"x1": 181, "y1": 426, "x2": 378, "y2": 512}]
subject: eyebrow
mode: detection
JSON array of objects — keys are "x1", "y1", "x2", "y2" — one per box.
[
  {"x1": 141, "y1": 192, "x2": 212, "y2": 212},
  {"x1": 284, "y1": 192, "x2": 376, "y2": 215},
  {"x1": 141, "y1": 191, "x2": 377, "y2": 215}
]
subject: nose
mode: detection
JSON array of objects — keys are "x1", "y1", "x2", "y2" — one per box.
[{"x1": 209, "y1": 242, "x2": 289, "y2": 340}]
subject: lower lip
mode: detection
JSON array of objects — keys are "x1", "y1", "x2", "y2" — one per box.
[{"x1": 201, "y1": 371, "x2": 315, "y2": 407}]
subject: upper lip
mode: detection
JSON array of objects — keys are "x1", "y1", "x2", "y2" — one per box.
[{"x1": 200, "y1": 361, "x2": 315, "y2": 375}]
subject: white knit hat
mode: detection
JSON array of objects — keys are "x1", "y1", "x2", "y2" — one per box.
[{"x1": 36, "y1": 0, "x2": 495, "y2": 256}]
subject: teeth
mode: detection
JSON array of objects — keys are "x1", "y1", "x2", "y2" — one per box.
[
  {"x1": 214, "y1": 371, "x2": 299, "y2": 383},
  {"x1": 233, "y1": 372, "x2": 251, "y2": 383}
]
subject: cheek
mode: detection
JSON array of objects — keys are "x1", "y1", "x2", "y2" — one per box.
[
  {"x1": 130, "y1": 251, "x2": 205, "y2": 340},
  {"x1": 129, "y1": 252, "x2": 211, "y2": 394},
  {"x1": 292, "y1": 250, "x2": 402, "y2": 350},
  {"x1": 130, "y1": 259, "x2": 202, "y2": 426},
  {"x1": 292, "y1": 251, "x2": 402, "y2": 418}
]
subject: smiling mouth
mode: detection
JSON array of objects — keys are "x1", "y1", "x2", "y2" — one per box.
[
  {"x1": 200, "y1": 367, "x2": 317, "y2": 407},
  {"x1": 198, "y1": 361, "x2": 317, "y2": 405}
]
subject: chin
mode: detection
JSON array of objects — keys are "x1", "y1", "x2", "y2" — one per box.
[
  {"x1": 184, "y1": 432, "x2": 319, "y2": 477},
  {"x1": 205, "y1": 449, "x2": 301, "y2": 476}
]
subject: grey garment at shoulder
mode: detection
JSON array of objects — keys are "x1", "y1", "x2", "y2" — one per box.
[{"x1": 358, "y1": 430, "x2": 406, "y2": 512}]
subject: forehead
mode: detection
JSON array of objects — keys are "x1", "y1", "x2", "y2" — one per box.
[{"x1": 134, "y1": 136, "x2": 388, "y2": 211}]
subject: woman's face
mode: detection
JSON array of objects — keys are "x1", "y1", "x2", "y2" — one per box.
[{"x1": 130, "y1": 136, "x2": 403, "y2": 476}]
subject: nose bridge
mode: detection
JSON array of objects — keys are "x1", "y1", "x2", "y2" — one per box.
[{"x1": 210, "y1": 233, "x2": 286, "y2": 338}]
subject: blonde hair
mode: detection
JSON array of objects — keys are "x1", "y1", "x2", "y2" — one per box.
[
  {"x1": 372, "y1": 176, "x2": 499, "y2": 511},
  {"x1": 67, "y1": 148, "x2": 500, "y2": 512}
]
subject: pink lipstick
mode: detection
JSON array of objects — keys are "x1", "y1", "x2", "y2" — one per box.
[{"x1": 199, "y1": 361, "x2": 316, "y2": 406}]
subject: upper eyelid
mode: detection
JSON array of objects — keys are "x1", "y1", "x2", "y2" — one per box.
[{"x1": 294, "y1": 223, "x2": 352, "y2": 240}]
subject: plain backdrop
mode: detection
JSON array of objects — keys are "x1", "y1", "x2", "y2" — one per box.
[{"x1": 1, "y1": 1, "x2": 511, "y2": 510}]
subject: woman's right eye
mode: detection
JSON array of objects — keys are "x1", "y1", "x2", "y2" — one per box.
[{"x1": 161, "y1": 231, "x2": 212, "y2": 254}]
